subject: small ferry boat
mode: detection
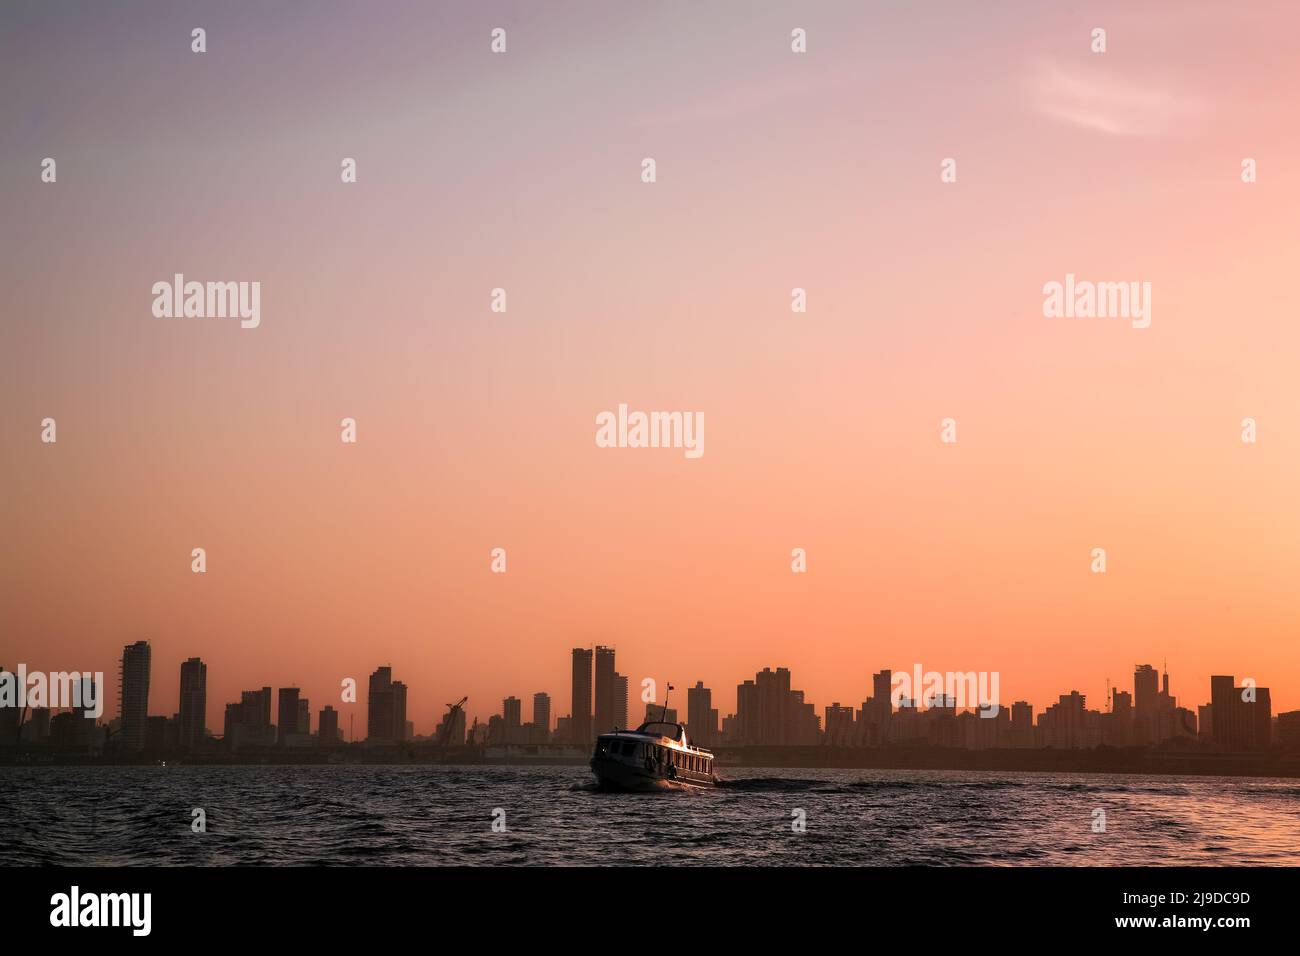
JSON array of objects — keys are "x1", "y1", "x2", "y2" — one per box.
[{"x1": 590, "y1": 720, "x2": 717, "y2": 790}]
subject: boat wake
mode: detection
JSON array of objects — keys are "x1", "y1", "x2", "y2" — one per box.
[{"x1": 714, "y1": 777, "x2": 832, "y2": 792}]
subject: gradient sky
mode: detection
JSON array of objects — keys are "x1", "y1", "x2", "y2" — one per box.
[{"x1": 4, "y1": 1, "x2": 1300, "y2": 735}]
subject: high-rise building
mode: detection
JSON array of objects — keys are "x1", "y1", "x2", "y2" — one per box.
[
  {"x1": 532, "y1": 692, "x2": 551, "y2": 742},
  {"x1": 857, "y1": 668, "x2": 894, "y2": 744},
  {"x1": 736, "y1": 679, "x2": 759, "y2": 745},
  {"x1": 1209, "y1": 675, "x2": 1271, "y2": 751},
  {"x1": 1106, "y1": 689, "x2": 1134, "y2": 746},
  {"x1": 736, "y1": 667, "x2": 820, "y2": 745},
  {"x1": 571, "y1": 648, "x2": 593, "y2": 746},
  {"x1": 613, "y1": 673, "x2": 629, "y2": 731},
  {"x1": 687, "y1": 681, "x2": 716, "y2": 746},
  {"x1": 222, "y1": 703, "x2": 243, "y2": 747},
  {"x1": 119, "y1": 641, "x2": 151, "y2": 751},
  {"x1": 1133, "y1": 664, "x2": 1159, "y2": 743},
  {"x1": 1008, "y1": 700, "x2": 1034, "y2": 747},
  {"x1": 503, "y1": 696, "x2": 522, "y2": 743},
  {"x1": 1277, "y1": 710, "x2": 1300, "y2": 750},
  {"x1": 824, "y1": 702, "x2": 855, "y2": 745},
  {"x1": 244, "y1": 687, "x2": 272, "y2": 729},
  {"x1": 593, "y1": 646, "x2": 616, "y2": 735},
  {"x1": 318, "y1": 705, "x2": 339, "y2": 744},
  {"x1": 1039, "y1": 691, "x2": 1092, "y2": 749},
  {"x1": 178, "y1": 657, "x2": 207, "y2": 751},
  {"x1": 297, "y1": 698, "x2": 310, "y2": 736},
  {"x1": 20, "y1": 707, "x2": 51, "y2": 745},
  {"x1": 224, "y1": 687, "x2": 274, "y2": 751},
  {"x1": 277, "y1": 687, "x2": 301, "y2": 743},
  {"x1": 756, "y1": 667, "x2": 792, "y2": 745},
  {"x1": 873, "y1": 670, "x2": 893, "y2": 717},
  {"x1": 367, "y1": 666, "x2": 408, "y2": 743}
]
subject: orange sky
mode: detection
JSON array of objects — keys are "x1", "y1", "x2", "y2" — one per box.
[{"x1": 3, "y1": 1, "x2": 1300, "y2": 733}]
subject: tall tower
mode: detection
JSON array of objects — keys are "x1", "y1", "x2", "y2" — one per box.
[
  {"x1": 687, "y1": 681, "x2": 715, "y2": 746},
  {"x1": 503, "y1": 696, "x2": 522, "y2": 742},
  {"x1": 1210, "y1": 675, "x2": 1237, "y2": 751},
  {"x1": 1134, "y1": 664, "x2": 1159, "y2": 744},
  {"x1": 613, "y1": 673, "x2": 628, "y2": 732},
  {"x1": 119, "y1": 641, "x2": 151, "y2": 751},
  {"x1": 532, "y1": 692, "x2": 551, "y2": 742},
  {"x1": 367, "y1": 666, "x2": 407, "y2": 743},
  {"x1": 318, "y1": 705, "x2": 339, "y2": 744},
  {"x1": 571, "y1": 648, "x2": 593, "y2": 746},
  {"x1": 593, "y1": 645, "x2": 616, "y2": 734},
  {"x1": 178, "y1": 657, "x2": 207, "y2": 751},
  {"x1": 277, "y1": 687, "x2": 300, "y2": 742}
]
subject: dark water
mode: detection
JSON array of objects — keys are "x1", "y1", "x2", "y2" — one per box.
[{"x1": 2, "y1": 766, "x2": 1297, "y2": 865}]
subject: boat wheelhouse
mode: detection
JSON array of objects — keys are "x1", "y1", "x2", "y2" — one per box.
[{"x1": 590, "y1": 720, "x2": 717, "y2": 790}]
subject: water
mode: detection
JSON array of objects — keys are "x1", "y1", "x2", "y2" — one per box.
[{"x1": 2, "y1": 766, "x2": 1297, "y2": 865}]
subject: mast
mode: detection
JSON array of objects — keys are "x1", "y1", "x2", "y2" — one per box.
[{"x1": 661, "y1": 683, "x2": 674, "y2": 724}]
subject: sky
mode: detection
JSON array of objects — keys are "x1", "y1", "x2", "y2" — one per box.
[{"x1": 3, "y1": 1, "x2": 1300, "y2": 735}]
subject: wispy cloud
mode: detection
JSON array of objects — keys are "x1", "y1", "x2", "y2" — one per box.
[{"x1": 1030, "y1": 59, "x2": 1208, "y2": 137}]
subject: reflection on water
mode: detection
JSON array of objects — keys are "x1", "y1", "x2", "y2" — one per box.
[{"x1": 2, "y1": 766, "x2": 1297, "y2": 865}]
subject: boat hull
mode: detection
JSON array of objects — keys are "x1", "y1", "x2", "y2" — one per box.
[{"x1": 590, "y1": 755, "x2": 715, "y2": 791}]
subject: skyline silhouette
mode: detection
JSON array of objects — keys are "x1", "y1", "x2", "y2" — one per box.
[{"x1": 3, "y1": 641, "x2": 1289, "y2": 756}]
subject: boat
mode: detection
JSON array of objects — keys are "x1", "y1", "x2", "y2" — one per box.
[{"x1": 589, "y1": 720, "x2": 717, "y2": 790}]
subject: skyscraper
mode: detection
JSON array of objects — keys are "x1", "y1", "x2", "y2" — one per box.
[
  {"x1": 872, "y1": 670, "x2": 893, "y2": 720},
  {"x1": 178, "y1": 657, "x2": 207, "y2": 751},
  {"x1": 737, "y1": 667, "x2": 820, "y2": 745},
  {"x1": 736, "y1": 679, "x2": 759, "y2": 745},
  {"x1": 593, "y1": 645, "x2": 616, "y2": 735},
  {"x1": 367, "y1": 666, "x2": 408, "y2": 743},
  {"x1": 318, "y1": 705, "x2": 339, "y2": 744},
  {"x1": 277, "y1": 687, "x2": 300, "y2": 743},
  {"x1": 1210, "y1": 674, "x2": 1272, "y2": 751},
  {"x1": 687, "y1": 681, "x2": 716, "y2": 746},
  {"x1": 503, "y1": 696, "x2": 522, "y2": 743},
  {"x1": 1134, "y1": 664, "x2": 1159, "y2": 744},
  {"x1": 756, "y1": 667, "x2": 791, "y2": 745},
  {"x1": 119, "y1": 641, "x2": 151, "y2": 751},
  {"x1": 532, "y1": 692, "x2": 551, "y2": 742},
  {"x1": 613, "y1": 673, "x2": 629, "y2": 732},
  {"x1": 571, "y1": 648, "x2": 593, "y2": 746}
]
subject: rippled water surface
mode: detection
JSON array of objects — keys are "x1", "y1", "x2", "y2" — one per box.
[{"x1": 2, "y1": 766, "x2": 1297, "y2": 865}]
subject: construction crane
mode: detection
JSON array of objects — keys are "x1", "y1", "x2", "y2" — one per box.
[{"x1": 438, "y1": 697, "x2": 467, "y2": 746}]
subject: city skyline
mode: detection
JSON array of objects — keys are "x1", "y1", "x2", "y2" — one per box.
[{"x1": 2, "y1": 638, "x2": 1285, "y2": 753}]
